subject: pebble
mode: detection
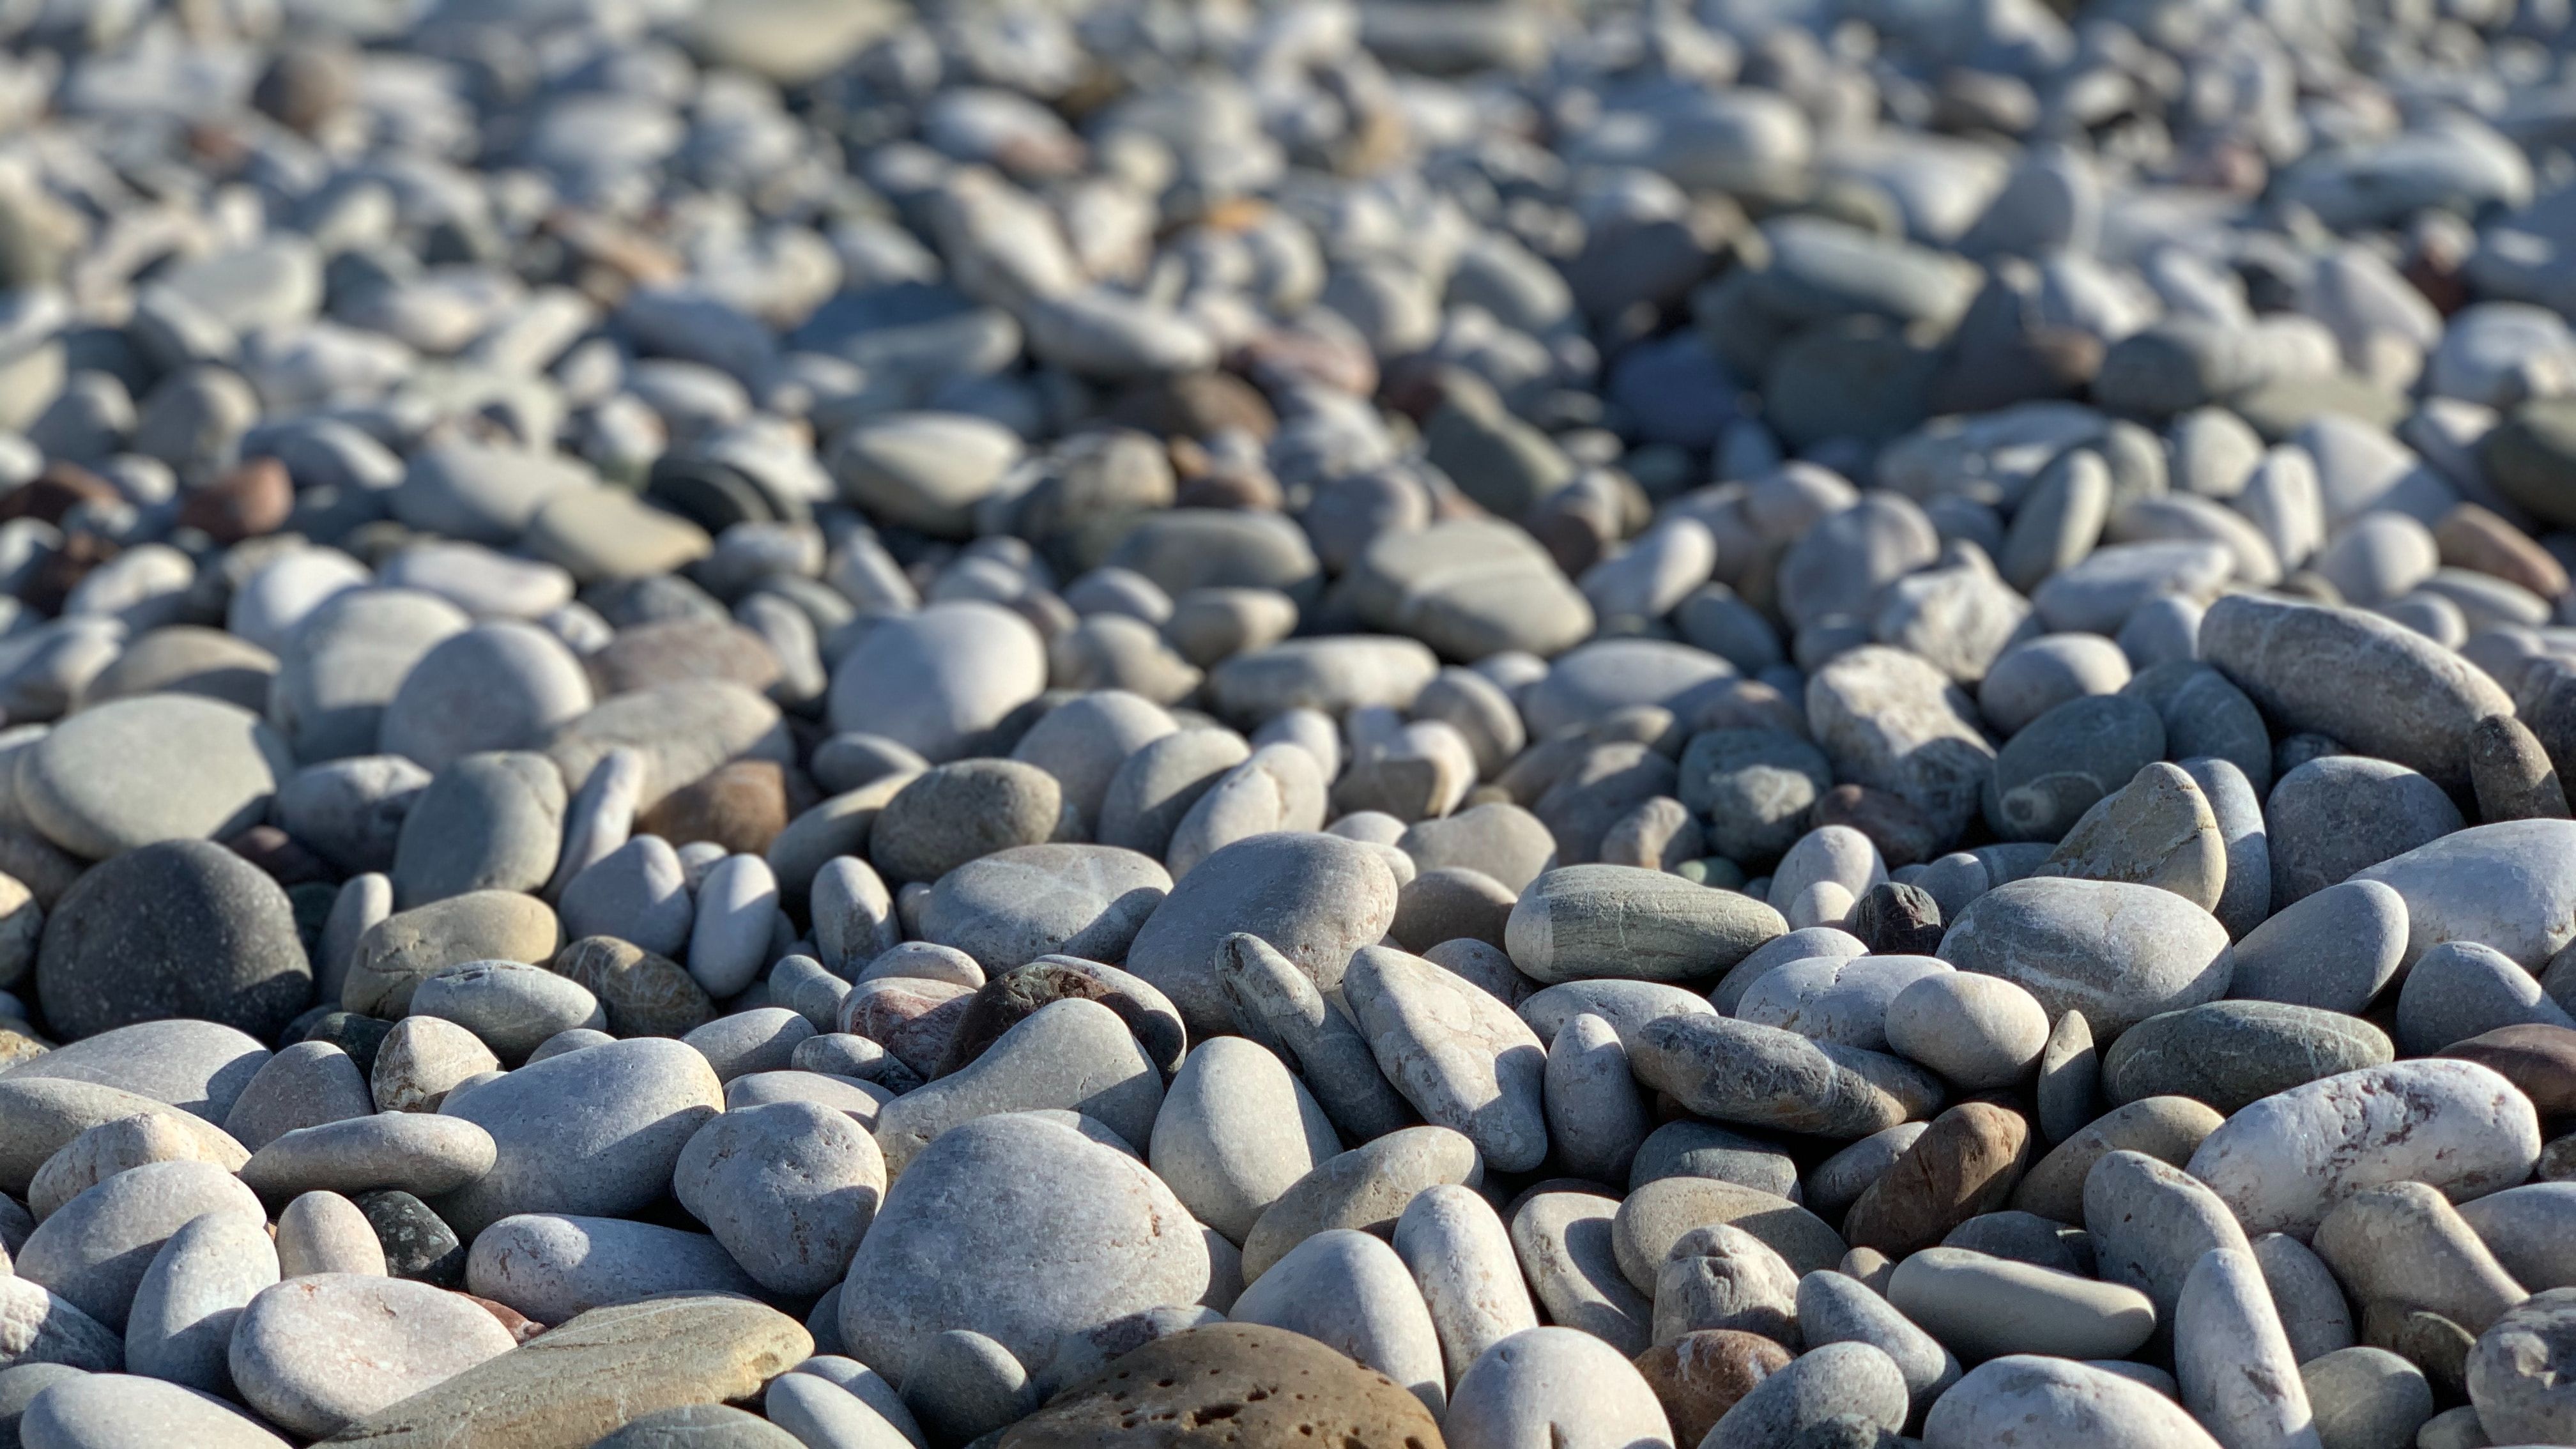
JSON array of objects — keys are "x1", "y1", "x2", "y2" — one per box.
[
  {"x1": 464, "y1": 1214, "x2": 758, "y2": 1323},
  {"x1": 672, "y1": 1100, "x2": 884, "y2": 1298},
  {"x1": 2103, "y1": 1001, "x2": 2395, "y2": 1113},
  {"x1": 1700, "y1": 1341, "x2": 1908, "y2": 1449},
  {"x1": 997, "y1": 1323, "x2": 1441, "y2": 1448},
  {"x1": 34, "y1": 841, "x2": 310, "y2": 1041},
  {"x1": 838, "y1": 1113, "x2": 1208, "y2": 1380},
  {"x1": 228, "y1": 1273, "x2": 516, "y2": 1436},
  {"x1": 1632, "y1": 1013, "x2": 1943, "y2": 1139},
  {"x1": 1146, "y1": 1034, "x2": 1338, "y2": 1244},
  {"x1": 1125, "y1": 831, "x2": 1400, "y2": 1036},
  {"x1": 275, "y1": 1189, "x2": 387, "y2": 1277},
  {"x1": 19, "y1": 696, "x2": 288, "y2": 861},
  {"x1": 2225, "y1": 878, "x2": 2411, "y2": 1013},
  {"x1": 2186, "y1": 1060, "x2": 2542, "y2": 1236},
  {"x1": 239, "y1": 1113, "x2": 496, "y2": 1202},
  {"x1": 15, "y1": 1160, "x2": 263, "y2": 1331},
  {"x1": 2300, "y1": 1347, "x2": 2434, "y2": 1449},
  {"x1": 14, "y1": 1373, "x2": 292, "y2": 1447},
  {"x1": 1922, "y1": 1355, "x2": 2225, "y2": 1448},
  {"x1": 2173, "y1": 1247, "x2": 2318, "y2": 1449},
  {"x1": 1936, "y1": 876, "x2": 2235, "y2": 1034},
  {"x1": 124, "y1": 1211, "x2": 276, "y2": 1390},
  {"x1": 1231, "y1": 1229, "x2": 1447, "y2": 1416},
  {"x1": 321, "y1": 1294, "x2": 812, "y2": 1445},
  {"x1": 429, "y1": 1035, "x2": 723, "y2": 1236},
  {"x1": 1890, "y1": 1246, "x2": 2155, "y2": 1363},
  {"x1": 1444, "y1": 1327, "x2": 1673, "y2": 1449},
  {"x1": 1344, "y1": 944, "x2": 1547, "y2": 1172},
  {"x1": 2466, "y1": 1288, "x2": 2576, "y2": 1443}
]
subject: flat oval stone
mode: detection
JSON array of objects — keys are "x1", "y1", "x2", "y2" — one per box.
[
  {"x1": 2011, "y1": 1095, "x2": 2226, "y2": 1224},
  {"x1": 2174, "y1": 1246, "x2": 2316, "y2": 1449},
  {"x1": 1922, "y1": 1355, "x2": 2224, "y2": 1448},
  {"x1": 342, "y1": 890, "x2": 561, "y2": 1020},
  {"x1": 15, "y1": 1372, "x2": 291, "y2": 1447},
  {"x1": 838, "y1": 1112, "x2": 1209, "y2": 1377},
  {"x1": 828, "y1": 602, "x2": 1046, "y2": 765},
  {"x1": 874, "y1": 997, "x2": 1162, "y2": 1175},
  {"x1": 35, "y1": 840, "x2": 312, "y2": 1041},
  {"x1": 229, "y1": 1273, "x2": 516, "y2": 1436},
  {"x1": 429, "y1": 1035, "x2": 723, "y2": 1235},
  {"x1": 1123, "y1": 831, "x2": 1400, "y2": 1036},
  {"x1": 549, "y1": 936, "x2": 714, "y2": 1039},
  {"x1": 321, "y1": 1294, "x2": 813, "y2": 1445},
  {"x1": 1889, "y1": 1246, "x2": 2154, "y2": 1362},
  {"x1": 1614, "y1": 1176, "x2": 1847, "y2": 1287},
  {"x1": 1842, "y1": 1102, "x2": 2033, "y2": 1257},
  {"x1": 389, "y1": 751, "x2": 567, "y2": 908},
  {"x1": 1511, "y1": 1190, "x2": 1652, "y2": 1355},
  {"x1": 2267, "y1": 755, "x2": 2464, "y2": 907},
  {"x1": 1506, "y1": 865, "x2": 1786, "y2": 986},
  {"x1": 125, "y1": 1209, "x2": 279, "y2": 1390},
  {"x1": 240, "y1": 1114, "x2": 498, "y2": 1202},
  {"x1": 464, "y1": 1214, "x2": 758, "y2": 1323},
  {"x1": 20, "y1": 696, "x2": 289, "y2": 860},
  {"x1": 1444, "y1": 1326, "x2": 1674, "y2": 1449},
  {"x1": 2, "y1": 1020, "x2": 267, "y2": 1124},
  {"x1": 2225, "y1": 877, "x2": 2409, "y2": 1013},
  {"x1": 410, "y1": 962, "x2": 604, "y2": 1065},
  {"x1": 1883, "y1": 971, "x2": 2051, "y2": 1091},
  {"x1": 1242, "y1": 1126, "x2": 1482, "y2": 1284},
  {"x1": 1701, "y1": 1340, "x2": 1908, "y2": 1449},
  {"x1": 2083, "y1": 1149, "x2": 2253, "y2": 1338},
  {"x1": 222, "y1": 1040, "x2": 372, "y2": 1152},
  {"x1": 1632, "y1": 1330, "x2": 1791, "y2": 1448},
  {"x1": 2186, "y1": 1059, "x2": 2543, "y2": 1237},
  {"x1": 15, "y1": 1160, "x2": 264, "y2": 1330},
  {"x1": 1229, "y1": 1229, "x2": 1446, "y2": 1416},
  {"x1": 1629, "y1": 1013, "x2": 1943, "y2": 1139},
  {"x1": 1736, "y1": 953, "x2": 1950, "y2": 1052},
  {"x1": 379, "y1": 622, "x2": 592, "y2": 774},
  {"x1": 918, "y1": 844, "x2": 1168, "y2": 972},
  {"x1": 1937, "y1": 876, "x2": 2233, "y2": 1035},
  {"x1": 2102, "y1": 1001, "x2": 2394, "y2": 1113},
  {"x1": 1344, "y1": 944, "x2": 1547, "y2": 1173},
  {"x1": 1146, "y1": 1034, "x2": 1339, "y2": 1244},
  {"x1": 2355, "y1": 818, "x2": 2576, "y2": 972},
  {"x1": 2202, "y1": 593, "x2": 2513, "y2": 794}
]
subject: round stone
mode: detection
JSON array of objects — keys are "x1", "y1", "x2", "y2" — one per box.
[
  {"x1": 20, "y1": 696, "x2": 290, "y2": 860},
  {"x1": 229, "y1": 1273, "x2": 518, "y2": 1436},
  {"x1": 35, "y1": 839, "x2": 312, "y2": 1040}
]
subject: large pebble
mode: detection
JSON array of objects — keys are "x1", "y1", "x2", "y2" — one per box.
[
  {"x1": 2186, "y1": 1060, "x2": 2542, "y2": 1236},
  {"x1": 430, "y1": 1035, "x2": 723, "y2": 1235},
  {"x1": 1937, "y1": 877, "x2": 2233, "y2": 1034}
]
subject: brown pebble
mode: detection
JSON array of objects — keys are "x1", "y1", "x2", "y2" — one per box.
[
  {"x1": 2436, "y1": 502, "x2": 2570, "y2": 600},
  {"x1": 1843, "y1": 1101, "x2": 2034, "y2": 1257},
  {"x1": 2439, "y1": 1022, "x2": 2576, "y2": 1117},
  {"x1": 636, "y1": 760, "x2": 813, "y2": 855},
  {"x1": 177, "y1": 457, "x2": 294, "y2": 543},
  {"x1": 1632, "y1": 1329, "x2": 1791, "y2": 1446}
]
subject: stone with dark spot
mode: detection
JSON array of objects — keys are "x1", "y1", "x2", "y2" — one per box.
[
  {"x1": 992, "y1": 1322, "x2": 1443, "y2": 1449},
  {"x1": 939, "y1": 957, "x2": 1186, "y2": 1077},
  {"x1": 355, "y1": 1188, "x2": 466, "y2": 1287},
  {"x1": 1849, "y1": 882, "x2": 1942, "y2": 955},
  {"x1": 551, "y1": 936, "x2": 715, "y2": 1039}
]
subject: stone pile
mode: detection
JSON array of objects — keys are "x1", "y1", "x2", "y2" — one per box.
[{"x1": 0, "y1": 0, "x2": 2572, "y2": 1445}]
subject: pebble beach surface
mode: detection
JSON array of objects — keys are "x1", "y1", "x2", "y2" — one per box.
[{"x1": 1, "y1": 0, "x2": 2576, "y2": 1445}]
